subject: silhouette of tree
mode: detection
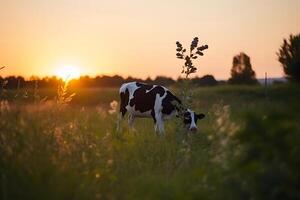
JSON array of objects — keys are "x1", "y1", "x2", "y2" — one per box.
[
  {"x1": 192, "y1": 75, "x2": 218, "y2": 86},
  {"x1": 3, "y1": 76, "x2": 26, "y2": 89},
  {"x1": 145, "y1": 77, "x2": 153, "y2": 85},
  {"x1": 228, "y1": 52, "x2": 258, "y2": 84},
  {"x1": 277, "y1": 34, "x2": 300, "y2": 81},
  {"x1": 154, "y1": 76, "x2": 175, "y2": 86},
  {"x1": 0, "y1": 74, "x2": 178, "y2": 89}
]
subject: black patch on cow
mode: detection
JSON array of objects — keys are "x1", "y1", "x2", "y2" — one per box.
[
  {"x1": 129, "y1": 83, "x2": 165, "y2": 113},
  {"x1": 183, "y1": 112, "x2": 205, "y2": 125},
  {"x1": 183, "y1": 112, "x2": 192, "y2": 125},
  {"x1": 196, "y1": 113, "x2": 205, "y2": 120},
  {"x1": 120, "y1": 88, "x2": 129, "y2": 117},
  {"x1": 136, "y1": 82, "x2": 154, "y2": 90},
  {"x1": 162, "y1": 91, "x2": 182, "y2": 115},
  {"x1": 151, "y1": 110, "x2": 156, "y2": 123}
]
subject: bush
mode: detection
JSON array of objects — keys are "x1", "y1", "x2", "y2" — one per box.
[
  {"x1": 277, "y1": 34, "x2": 300, "y2": 81},
  {"x1": 230, "y1": 111, "x2": 300, "y2": 199},
  {"x1": 192, "y1": 75, "x2": 218, "y2": 86}
]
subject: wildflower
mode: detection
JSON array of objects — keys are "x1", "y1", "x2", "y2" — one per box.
[
  {"x1": 107, "y1": 159, "x2": 114, "y2": 166},
  {"x1": 0, "y1": 100, "x2": 10, "y2": 112},
  {"x1": 108, "y1": 100, "x2": 118, "y2": 114}
]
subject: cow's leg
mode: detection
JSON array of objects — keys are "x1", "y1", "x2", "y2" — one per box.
[
  {"x1": 116, "y1": 112, "x2": 124, "y2": 132},
  {"x1": 155, "y1": 111, "x2": 165, "y2": 135},
  {"x1": 153, "y1": 94, "x2": 165, "y2": 135},
  {"x1": 151, "y1": 110, "x2": 158, "y2": 132},
  {"x1": 157, "y1": 118, "x2": 165, "y2": 134},
  {"x1": 152, "y1": 110, "x2": 163, "y2": 134},
  {"x1": 117, "y1": 110, "x2": 127, "y2": 132},
  {"x1": 128, "y1": 114, "x2": 135, "y2": 130}
]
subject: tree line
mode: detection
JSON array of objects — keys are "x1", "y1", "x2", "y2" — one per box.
[
  {"x1": 1, "y1": 33, "x2": 299, "y2": 89},
  {"x1": 0, "y1": 74, "x2": 218, "y2": 89}
]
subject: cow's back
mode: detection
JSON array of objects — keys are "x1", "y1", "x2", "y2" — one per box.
[{"x1": 119, "y1": 82, "x2": 167, "y2": 117}]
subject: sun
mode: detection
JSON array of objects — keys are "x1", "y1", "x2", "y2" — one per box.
[{"x1": 55, "y1": 65, "x2": 81, "y2": 81}]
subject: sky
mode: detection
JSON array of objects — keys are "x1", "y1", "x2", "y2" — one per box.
[{"x1": 0, "y1": 0, "x2": 299, "y2": 80}]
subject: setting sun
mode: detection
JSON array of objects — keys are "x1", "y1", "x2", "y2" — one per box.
[{"x1": 54, "y1": 66, "x2": 81, "y2": 81}]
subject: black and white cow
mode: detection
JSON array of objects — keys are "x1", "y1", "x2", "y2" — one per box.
[{"x1": 118, "y1": 82, "x2": 205, "y2": 134}]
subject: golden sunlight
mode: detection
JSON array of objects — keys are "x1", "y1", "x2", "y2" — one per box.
[{"x1": 54, "y1": 65, "x2": 81, "y2": 81}]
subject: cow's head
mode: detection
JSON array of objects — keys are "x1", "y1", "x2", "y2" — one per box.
[{"x1": 183, "y1": 109, "x2": 205, "y2": 132}]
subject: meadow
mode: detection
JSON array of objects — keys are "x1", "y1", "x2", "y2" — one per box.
[{"x1": 0, "y1": 83, "x2": 299, "y2": 200}]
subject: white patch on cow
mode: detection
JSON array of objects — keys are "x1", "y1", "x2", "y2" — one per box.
[
  {"x1": 145, "y1": 86, "x2": 155, "y2": 93},
  {"x1": 119, "y1": 82, "x2": 129, "y2": 93},
  {"x1": 119, "y1": 82, "x2": 139, "y2": 100},
  {"x1": 188, "y1": 109, "x2": 197, "y2": 130},
  {"x1": 154, "y1": 92, "x2": 167, "y2": 134}
]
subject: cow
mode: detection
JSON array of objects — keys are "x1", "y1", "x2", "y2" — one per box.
[{"x1": 118, "y1": 82, "x2": 205, "y2": 134}]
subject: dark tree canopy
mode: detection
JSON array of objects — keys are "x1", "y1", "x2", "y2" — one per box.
[
  {"x1": 0, "y1": 75, "x2": 177, "y2": 89},
  {"x1": 277, "y1": 34, "x2": 300, "y2": 81},
  {"x1": 192, "y1": 75, "x2": 218, "y2": 86},
  {"x1": 228, "y1": 52, "x2": 258, "y2": 84}
]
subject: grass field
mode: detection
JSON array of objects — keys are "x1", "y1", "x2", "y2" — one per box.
[{"x1": 1, "y1": 83, "x2": 300, "y2": 200}]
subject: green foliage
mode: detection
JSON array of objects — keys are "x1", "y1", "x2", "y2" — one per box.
[
  {"x1": 231, "y1": 111, "x2": 300, "y2": 199},
  {"x1": 228, "y1": 52, "x2": 258, "y2": 85},
  {"x1": 277, "y1": 33, "x2": 300, "y2": 81}
]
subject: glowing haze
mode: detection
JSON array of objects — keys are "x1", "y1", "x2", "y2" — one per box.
[{"x1": 0, "y1": 0, "x2": 299, "y2": 79}]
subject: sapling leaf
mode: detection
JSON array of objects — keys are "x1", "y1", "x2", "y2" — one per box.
[{"x1": 196, "y1": 51, "x2": 204, "y2": 56}]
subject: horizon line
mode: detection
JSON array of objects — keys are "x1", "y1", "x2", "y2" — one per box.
[{"x1": 0, "y1": 73, "x2": 286, "y2": 81}]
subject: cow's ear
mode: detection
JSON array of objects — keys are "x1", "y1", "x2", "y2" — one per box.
[{"x1": 196, "y1": 113, "x2": 205, "y2": 119}]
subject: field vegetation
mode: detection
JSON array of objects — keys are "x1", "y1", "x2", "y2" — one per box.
[{"x1": 1, "y1": 83, "x2": 299, "y2": 200}]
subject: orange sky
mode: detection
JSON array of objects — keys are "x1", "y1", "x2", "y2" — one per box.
[{"x1": 0, "y1": 0, "x2": 299, "y2": 79}]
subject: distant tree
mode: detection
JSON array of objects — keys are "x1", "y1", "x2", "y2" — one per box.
[
  {"x1": 192, "y1": 75, "x2": 218, "y2": 86},
  {"x1": 228, "y1": 52, "x2": 258, "y2": 84},
  {"x1": 277, "y1": 34, "x2": 300, "y2": 81},
  {"x1": 145, "y1": 77, "x2": 153, "y2": 85},
  {"x1": 4, "y1": 76, "x2": 26, "y2": 89}
]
